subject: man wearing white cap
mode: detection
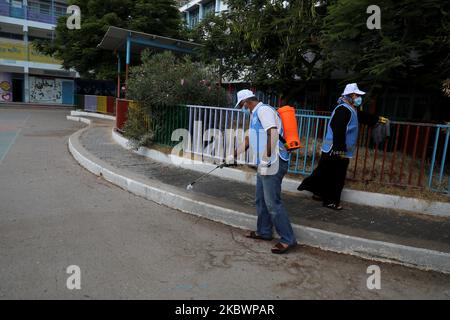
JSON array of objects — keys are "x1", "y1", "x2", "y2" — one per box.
[
  {"x1": 231, "y1": 89, "x2": 297, "y2": 254},
  {"x1": 298, "y1": 83, "x2": 387, "y2": 210}
]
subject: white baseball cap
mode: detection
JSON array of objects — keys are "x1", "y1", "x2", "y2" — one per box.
[
  {"x1": 234, "y1": 89, "x2": 256, "y2": 108},
  {"x1": 342, "y1": 83, "x2": 366, "y2": 96}
]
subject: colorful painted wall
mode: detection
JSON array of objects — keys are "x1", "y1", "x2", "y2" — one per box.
[
  {"x1": 0, "y1": 39, "x2": 62, "y2": 64},
  {"x1": 0, "y1": 73, "x2": 12, "y2": 102}
]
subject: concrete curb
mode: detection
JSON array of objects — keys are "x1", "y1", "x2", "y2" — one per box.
[
  {"x1": 66, "y1": 115, "x2": 92, "y2": 125},
  {"x1": 68, "y1": 126, "x2": 450, "y2": 274},
  {"x1": 112, "y1": 129, "x2": 450, "y2": 218},
  {"x1": 70, "y1": 110, "x2": 116, "y2": 121}
]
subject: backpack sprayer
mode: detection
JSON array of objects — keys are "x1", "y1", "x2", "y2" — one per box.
[{"x1": 277, "y1": 105, "x2": 302, "y2": 151}]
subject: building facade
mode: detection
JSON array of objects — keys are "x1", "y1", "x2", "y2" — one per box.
[
  {"x1": 179, "y1": 0, "x2": 228, "y2": 29},
  {"x1": 0, "y1": 0, "x2": 76, "y2": 105}
]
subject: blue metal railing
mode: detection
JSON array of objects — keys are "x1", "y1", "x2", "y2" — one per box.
[
  {"x1": 428, "y1": 125, "x2": 450, "y2": 195},
  {"x1": 289, "y1": 114, "x2": 330, "y2": 176},
  {"x1": 184, "y1": 105, "x2": 449, "y2": 195}
]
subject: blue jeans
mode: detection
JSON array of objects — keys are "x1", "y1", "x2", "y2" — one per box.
[{"x1": 255, "y1": 158, "x2": 297, "y2": 245}]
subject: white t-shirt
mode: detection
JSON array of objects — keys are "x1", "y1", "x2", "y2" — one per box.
[
  {"x1": 251, "y1": 102, "x2": 289, "y2": 162},
  {"x1": 252, "y1": 103, "x2": 283, "y2": 134}
]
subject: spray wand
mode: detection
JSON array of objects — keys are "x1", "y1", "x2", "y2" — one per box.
[{"x1": 186, "y1": 162, "x2": 236, "y2": 190}]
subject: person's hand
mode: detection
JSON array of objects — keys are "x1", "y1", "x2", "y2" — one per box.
[
  {"x1": 225, "y1": 154, "x2": 235, "y2": 164},
  {"x1": 330, "y1": 150, "x2": 346, "y2": 158},
  {"x1": 257, "y1": 159, "x2": 273, "y2": 176},
  {"x1": 378, "y1": 116, "x2": 389, "y2": 124},
  {"x1": 259, "y1": 159, "x2": 271, "y2": 167}
]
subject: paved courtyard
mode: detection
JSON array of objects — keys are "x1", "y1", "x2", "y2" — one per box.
[{"x1": 0, "y1": 107, "x2": 449, "y2": 299}]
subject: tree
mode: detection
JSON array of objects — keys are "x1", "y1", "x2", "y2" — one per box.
[
  {"x1": 192, "y1": 0, "x2": 449, "y2": 104},
  {"x1": 124, "y1": 50, "x2": 228, "y2": 147},
  {"x1": 191, "y1": 0, "x2": 326, "y2": 101},
  {"x1": 322, "y1": 0, "x2": 450, "y2": 93},
  {"x1": 35, "y1": 0, "x2": 183, "y2": 79},
  {"x1": 127, "y1": 50, "x2": 227, "y2": 107}
]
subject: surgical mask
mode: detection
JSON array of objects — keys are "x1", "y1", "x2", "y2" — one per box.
[
  {"x1": 242, "y1": 104, "x2": 251, "y2": 117},
  {"x1": 353, "y1": 96, "x2": 362, "y2": 107}
]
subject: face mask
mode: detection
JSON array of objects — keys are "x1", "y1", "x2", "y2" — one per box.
[
  {"x1": 243, "y1": 108, "x2": 251, "y2": 116},
  {"x1": 353, "y1": 96, "x2": 362, "y2": 107},
  {"x1": 241, "y1": 103, "x2": 251, "y2": 116}
]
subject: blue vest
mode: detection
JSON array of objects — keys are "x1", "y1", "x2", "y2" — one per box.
[
  {"x1": 321, "y1": 103, "x2": 359, "y2": 158},
  {"x1": 249, "y1": 104, "x2": 289, "y2": 165}
]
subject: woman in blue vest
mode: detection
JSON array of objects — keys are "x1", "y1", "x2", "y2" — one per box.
[{"x1": 298, "y1": 83, "x2": 384, "y2": 210}]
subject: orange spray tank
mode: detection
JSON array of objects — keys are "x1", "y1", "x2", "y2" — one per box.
[{"x1": 277, "y1": 105, "x2": 302, "y2": 151}]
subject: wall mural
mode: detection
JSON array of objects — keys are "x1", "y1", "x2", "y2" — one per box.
[
  {"x1": 0, "y1": 73, "x2": 12, "y2": 102},
  {"x1": 29, "y1": 77, "x2": 62, "y2": 103}
]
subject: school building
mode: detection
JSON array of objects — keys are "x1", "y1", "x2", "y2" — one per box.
[
  {"x1": 179, "y1": 0, "x2": 228, "y2": 29},
  {"x1": 0, "y1": 0, "x2": 77, "y2": 105}
]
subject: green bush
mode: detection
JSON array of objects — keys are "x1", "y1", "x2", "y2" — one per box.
[
  {"x1": 122, "y1": 104, "x2": 154, "y2": 149},
  {"x1": 123, "y1": 51, "x2": 228, "y2": 147},
  {"x1": 128, "y1": 50, "x2": 228, "y2": 106}
]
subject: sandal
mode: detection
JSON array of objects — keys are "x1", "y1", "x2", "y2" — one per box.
[
  {"x1": 271, "y1": 242, "x2": 296, "y2": 254},
  {"x1": 245, "y1": 231, "x2": 273, "y2": 241},
  {"x1": 324, "y1": 203, "x2": 343, "y2": 211}
]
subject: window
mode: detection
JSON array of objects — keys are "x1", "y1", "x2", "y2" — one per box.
[
  {"x1": 54, "y1": 6, "x2": 66, "y2": 17},
  {"x1": 0, "y1": 32, "x2": 23, "y2": 40},
  {"x1": 28, "y1": 35, "x2": 50, "y2": 41},
  {"x1": 28, "y1": 2, "x2": 39, "y2": 12},
  {"x1": 40, "y1": 3, "x2": 50, "y2": 15},
  {"x1": 189, "y1": 9, "x2": 199, "y2": 28},
  {"x1": 204, "y1": 1, "x2": 215, "y2": 17},
  {"x1": 11, "y1": 0, "x2": 23, "y2": 9}
]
